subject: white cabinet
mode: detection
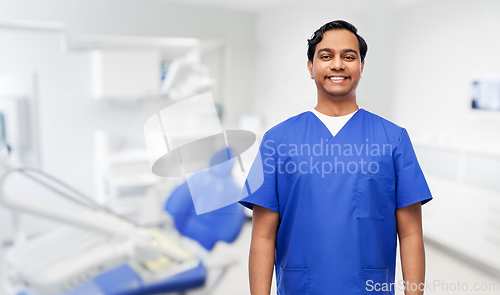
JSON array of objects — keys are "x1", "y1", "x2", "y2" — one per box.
[{"x1": 414, "y1": 139, "x2": 500, "y2": 271}]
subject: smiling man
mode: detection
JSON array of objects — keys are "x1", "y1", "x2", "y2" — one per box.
[
  {"x1": 309, "y1": 28, "x2": 364, "y2": 115},
  {"x1": 239, "y1": 20, "x2": 432, "y2": 295}
]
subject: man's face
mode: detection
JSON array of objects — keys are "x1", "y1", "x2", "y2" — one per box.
[{"x1": 307, "y1": 29, "x2": 364, "y2": 100}]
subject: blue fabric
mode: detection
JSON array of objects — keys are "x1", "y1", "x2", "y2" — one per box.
[
  {"x1": 138, "y1": 262, "x2": 206, "y2": 294},
  {"x1": 17, "y1": 263, "x2": 207, "y2": 295},
  {"x1": 93, "y1": 263, "x2": 206, "y2": 295},
  {"x1": 239, "y1": 109, "x2": 432, "y2": 295},
  {"x1": 93, "y1": 264, "x2": 142, "y2": 295},
  {"x1": 165, "y1": 148, "x2": 246, "y2": 250},
  {"x1": 165, "y1": 181, "x2": 246, "y2": 250}
]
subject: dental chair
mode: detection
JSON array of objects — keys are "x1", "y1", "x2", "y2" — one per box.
[
  {"x1": 163, "y1": 180, "x2": 246, "y2": 295},
  {"x1": 161, "y1": 147, "x2": 247, "y2": 294},
  {"x1": 46, "y1": 162, "x2": 247, "y2": 295},
  {"x1": 2, "y1": 150, "x2": 246, "y2": 295}
]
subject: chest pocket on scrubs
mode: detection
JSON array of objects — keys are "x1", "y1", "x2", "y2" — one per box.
[
  {"x1": 278, "y1": 267, "x2": 310, "y2": 295},
  {"x1": 356, "y1": 173, "x2": 394, "y2": 220}
]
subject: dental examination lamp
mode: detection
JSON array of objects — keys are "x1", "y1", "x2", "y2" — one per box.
[
  {"x1": 0, "y1": 162, "x2": 198, "y2": 295},
  {"x1": 160, "y1": 49, "x2": 215, "y2": 101}
]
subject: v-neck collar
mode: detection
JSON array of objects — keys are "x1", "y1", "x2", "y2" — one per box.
[{"x1": 307, "y1": 108, "x2": 364, "y2": 141}]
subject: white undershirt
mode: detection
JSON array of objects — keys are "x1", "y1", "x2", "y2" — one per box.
[{"x1": 310, "y1": 108, "x2": 358, "y2": 137}]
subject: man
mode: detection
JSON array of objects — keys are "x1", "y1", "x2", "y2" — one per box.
[{"x1": 239, "y1": 20, "x2": 432, "y2": 295}]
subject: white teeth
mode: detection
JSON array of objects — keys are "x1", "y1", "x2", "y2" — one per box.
[{"x1": 329, "y1": 77, "x2": 346, "y2": 80}]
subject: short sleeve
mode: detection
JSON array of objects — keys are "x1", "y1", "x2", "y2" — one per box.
[
  {"x1": 394, "y1": 128, "x2": 433, "y2": 209},
  {"x1": 238, "y1": 132, "x2": 279, "y2": 212}
]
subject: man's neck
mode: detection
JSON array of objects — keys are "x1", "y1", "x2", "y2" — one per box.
[{"x1": 315, "y1": 96, "x2": 359, "y2": 117}]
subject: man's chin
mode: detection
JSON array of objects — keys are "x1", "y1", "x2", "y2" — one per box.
[{"x1": 325, "y1": 91, "x2": 353, "y2": 100}]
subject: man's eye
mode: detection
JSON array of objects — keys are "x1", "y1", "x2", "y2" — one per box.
[
  {"x1": 345, "y1": 56, "x2": 355, "y2": 60},
  {"x1": 320, "y1": 56, "x2": 330, "y2": 59}
]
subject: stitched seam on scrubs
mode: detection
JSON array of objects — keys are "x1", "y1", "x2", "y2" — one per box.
[
  {"x1": 277, "y1": 122, "x2": 292, "y2": 213},
  {"x1": 396, "y1": 196, "x2": 432, "y2": 210},
  {"x1": 257, "y1": 132, "x2": 279, "y2": 212},
  {"x1": 273, "y1": 115, "x2": 298, "y2": 215},
  {"x1": 393, "y1": 128, "x2": 406, "y2": 210},
  {"x1": 393, "y1": 128, "x2": 433, "y2": 210},
  {"x1": 256, "y1": 119, "x2": 292, "y2": 213}
]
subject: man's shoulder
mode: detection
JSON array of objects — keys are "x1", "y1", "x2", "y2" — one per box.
[
  {"x1": 361, "y1": 108, "x2": 405, "y2": 137},
  {"x1": 263, "y1": 111, "x2": 311, "y2": 139}
]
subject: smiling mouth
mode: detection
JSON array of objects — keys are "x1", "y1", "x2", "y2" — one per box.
[{"x1": 328, "y1": 76, "x2": 349, "y2": 81}]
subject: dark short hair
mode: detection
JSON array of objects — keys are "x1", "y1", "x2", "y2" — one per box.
[{"x1": 307, "y1": 20, "x2": 368, "y2": 63}]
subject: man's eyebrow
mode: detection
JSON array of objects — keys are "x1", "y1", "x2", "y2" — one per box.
[
  {"x1": 317, "y1": 48, "x2": 359, "y2": 56},
  {"x1": 342, "y1": 49, "x2": 358, "y2": 56}
]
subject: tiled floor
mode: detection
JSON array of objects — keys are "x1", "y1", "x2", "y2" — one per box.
[{"x1": 212, "y1": 220, "x2": 500, "y2": 295}]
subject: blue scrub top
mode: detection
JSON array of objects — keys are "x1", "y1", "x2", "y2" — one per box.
[{"x1": 239, "y1": 109, "x2": 432, "y2": 295}]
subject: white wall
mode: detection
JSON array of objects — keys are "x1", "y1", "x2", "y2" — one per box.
[
  {"x1": 0, "y1": 0, "x2": 257, "y2": 240},
  {"x1": 393, "y1": 0, "x2": 500, "y2": 270},
  {"x1": 393, "y1": 0, "x2": 500, "y2": 142}
]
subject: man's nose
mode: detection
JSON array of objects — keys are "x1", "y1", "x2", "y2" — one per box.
[{"x1": 329, "y1": 56, "x2": 344, "y2": 71}]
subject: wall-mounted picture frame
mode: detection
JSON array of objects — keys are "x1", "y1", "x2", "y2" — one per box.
[{"x1": 471, "y1": 74, "x2": 500, "y2": 112}]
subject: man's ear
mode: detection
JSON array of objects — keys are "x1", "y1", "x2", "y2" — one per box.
[
  {"x1": 307, "y1": 60, "x2": 314, "y2": 79},
  {"x1": 361, "y1": 61, "x2": 365, "y2": 73}
]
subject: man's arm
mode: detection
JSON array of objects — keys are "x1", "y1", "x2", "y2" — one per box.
[
  {"x1": 395, "y1": 202, "x2": 425, "y2": 295},
  {"x1": 249, "y1": 204, "x2": 280, "y2": 295}
]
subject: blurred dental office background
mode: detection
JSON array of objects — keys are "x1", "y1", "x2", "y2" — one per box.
[{"x1": 0, "y1": 0, "x2": 500, "y2": 294}]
